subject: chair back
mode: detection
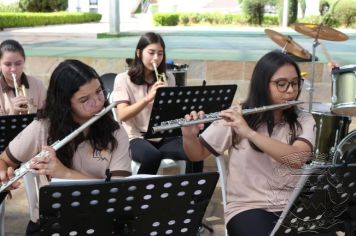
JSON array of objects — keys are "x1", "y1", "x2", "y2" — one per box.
[{"x1": 101, "y1": 73, "x2": 117, "y2": 96}]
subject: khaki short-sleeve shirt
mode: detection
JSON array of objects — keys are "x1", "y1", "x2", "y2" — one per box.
[
  {"x1": 199, "y1": 111, "x2": 316, "y2": 224},
  {"x1": 0, "y1": 75, "x2": 46, "y2": 115},
  {"x1": 112, "y1": 71, "x2": 175, "y2": 139},
  {"x1": 7, "y1": 119, "x2": 131, "y2": 222}
]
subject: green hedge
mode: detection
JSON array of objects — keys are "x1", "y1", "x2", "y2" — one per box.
[
  {"x1": 153, "y1": 12, "x2": 355, "y2": 28},
  {"x1": 0, "y1": 12, "x2": 101, "y2": 28},
  {"x1": 153, "y1": 12, "x2": 277, "y2": 27}
]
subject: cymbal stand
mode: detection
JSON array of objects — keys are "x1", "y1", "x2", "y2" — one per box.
[
  {"x1": 308, "y1": 26, "x2": 322, "y2": 112},
  {"x1": 308, "y1": 39, "x2": 319, "y2": 111},
  {"x1": 281, "y1": 36, "x2": 292, "y2": 54}
]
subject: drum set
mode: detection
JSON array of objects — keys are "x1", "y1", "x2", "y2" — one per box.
[{"x1": 265, "y1": 23, "x2": 356, "y2": 165}]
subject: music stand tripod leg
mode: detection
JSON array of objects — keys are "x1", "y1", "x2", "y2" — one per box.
[{"x1": 198, "y1": 222, "x2": 214, "y2": 235}]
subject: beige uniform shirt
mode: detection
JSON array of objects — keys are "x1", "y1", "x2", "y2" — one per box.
[
  {"x1": 0, "y1": 75, "x2": 46, "y2": 115},
  {"x1": 6, "y1": 119, "x2": 132, "y2": 222},
  {"x1": 199, "y1": 111, "x2": 316, "y2": 224},
  {"x1": 112, "y1": 71, "x2": 175, "y2": 140}
]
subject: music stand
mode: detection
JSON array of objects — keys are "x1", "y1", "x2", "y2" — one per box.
[
  {"x1": 144, "y1": 84, "x2": 237, "y2": 139},
  {"x1": 39, "y1": 172, "x2": 219, "y2": 236},
  {"x1": 0, "y1": 113, "x2": 36, "y2": 152},
  {"x1": 271, "y1": 164, "x2": 356, "y2": 236},
  {"x1": 0, "y1": 113, "x2": 36, "y2": 203}
]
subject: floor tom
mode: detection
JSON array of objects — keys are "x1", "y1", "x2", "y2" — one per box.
[{"x1": 300, "y1": 102, "x2": 351, "y2": 163}]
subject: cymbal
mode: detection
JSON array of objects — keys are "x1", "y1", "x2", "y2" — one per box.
[
  {"x1": 265, "y1": 29, "x2": 312, "y2": 60},
  {"x1": 292, "y1": 23, "x2": 348, "y2": 41}
]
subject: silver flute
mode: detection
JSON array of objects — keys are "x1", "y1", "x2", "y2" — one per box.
[
  {"x1": 152, "y1": 101, "x2": 303, "y2": 133},
  {"x1": 0, "y1": 102, "x2": 118, "y2": 193}
]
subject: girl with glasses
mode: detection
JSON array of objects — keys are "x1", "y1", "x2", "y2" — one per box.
[
  {"x1": 112, "y1": 32, "x2": 203, "y2": 175},
  {"x1": 0, "y1": 59, "x2": 132, "y2": 235},
  {"x1": 182, "y1": 51, "x2": 317, "y2": 236},
  {"x1": 0, "y1": 39, "x2": 46, "y2": 115}
]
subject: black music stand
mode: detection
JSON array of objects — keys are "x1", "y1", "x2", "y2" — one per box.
[
  {"x1": 0, "y1": 113, "x2": 36, "y2": 152},
  {"x1": 39, "y1": 172, "x2": 219, "y2": 236},
  {"x1": 0, "y1": 113, "x2": 36, "y2": 203},
  {"x1": 144, "y1": 85, "x2": 237, "y2": 139},
  {"x1": 271, "y1": 164, "x2": 356, "y2": 236}
]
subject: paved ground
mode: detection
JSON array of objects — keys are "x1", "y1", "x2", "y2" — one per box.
[
  {"x1": 1, "y1": 20, "x2": 356, "y2": 64},
  {"x1": 1, "y1": 18, "x2": 356, "y2": 236}
]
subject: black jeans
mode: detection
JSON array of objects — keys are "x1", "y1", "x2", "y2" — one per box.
[
  {"x1": 227, "y1": 209, "x2": 337, "y2": 236},
  {"x1": 130, "y1": 137, "x2": 203, "y2": 174},
  {"x1": 26, "y1": 221, "x2": 39, "y2": 236},
  {"x1": 227, "y1": 209, "x2": 281, "y2": 236}
]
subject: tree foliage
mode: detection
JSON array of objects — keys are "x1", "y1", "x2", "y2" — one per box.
[
  {"x1": 331, "y1": 0, "x2": 356, "y2": 26},
  {"x1": 19, "y1": 0, "x2": 67, "y2": 12},
  {"x1": 299, "y1": 0, "x2": 306, "y2": 18},
  {"x1": 241, "y1": 0, "x2": 268, "y2": 25}
]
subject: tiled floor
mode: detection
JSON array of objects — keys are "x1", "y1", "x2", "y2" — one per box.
[{"x1": 4, "y1": 157, "x2": 226, "y2": 236}]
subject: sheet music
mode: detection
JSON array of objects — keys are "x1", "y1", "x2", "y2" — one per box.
[
  {"x1": 126, "y1": 174, "x2": 162, "y2": 179},
  {"x1": 50, "y1": 178, "x2": 102, "y2": 184}
]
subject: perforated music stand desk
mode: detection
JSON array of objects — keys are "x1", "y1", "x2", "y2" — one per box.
[
  {"x1": 0, "y1": 113, "x2": 36, "y2": 152},
  {"x1": 271, "y1": 164, "x2": 356, "y2": 236},
  {"x1": 39, "y1": 172, "x2": 219, "y2": 236},
  {"x1": 144, "y1": 84, "x2": 237, "y2": 139}
]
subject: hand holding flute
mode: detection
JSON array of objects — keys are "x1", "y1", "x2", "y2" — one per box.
[
  {"x1": 0, "y1": 147, "x2": 52, "y2": 193},
  {"x1": 182, "y1": 103, "x2": 256, "y2": 140},
  {"x1": 28, "y1": 145, "x2": 69, "y2": 178}
]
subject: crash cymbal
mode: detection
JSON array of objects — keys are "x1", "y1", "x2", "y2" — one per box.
[
  {"x1": 265, "y1": 29, "x2": 312, "y2": 60},
  {"x1": 292, "y1": 23, "x2": 348, "y2": 41}
]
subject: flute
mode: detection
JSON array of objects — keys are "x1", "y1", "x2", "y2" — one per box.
[
  {"x1": 152, "y1": 101, "x2": 303, "y2": 133},
  {"x1": 0, "y1": 102, "x2": 118, "y2": 193}
]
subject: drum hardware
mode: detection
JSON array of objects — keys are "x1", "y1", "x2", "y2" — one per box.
[
  {"x1": 291, "y1": 23, "x2": 349, "y2": 112},
  {"x1": 152, "y1": 100, "x2": 303, "y2": 133},
  {"x1": 332, "y1": 130, "x2": 356, "y2": 165},
  {"x1": 264, "y1": 29, "x2": 312, "y2": 60},
  {"x1": 331, "y1": 72, "x2": 338, "y2": 104},
  {"x1": 0, "y1": 102, "x2": 119, "y2": 194}
]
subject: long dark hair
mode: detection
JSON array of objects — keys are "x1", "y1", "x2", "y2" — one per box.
[
  {"x1": 37, "y1": 59, "x2": 120, "y2": 167},
  {"x1": 0, "y1": 39, "x2": 28, "y2": 84},
  {"x1": 239, "y1": 51, "x2": 303, "y2": 151},
  {"x1": 128, "y1": 32, "x2": 167, "y2": 85}
]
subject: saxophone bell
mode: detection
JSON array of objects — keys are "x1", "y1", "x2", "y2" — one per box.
[
  {"x1": 152, "y1": 62, "x2": 166, "y2": 83},
  {"x1": 11, "y1": 72, "x2": 29, "y2": 113}
]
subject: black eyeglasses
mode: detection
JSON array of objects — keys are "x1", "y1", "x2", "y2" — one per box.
[{"x1": 270, "y1": 79, "x2": 304, "y2": 93}]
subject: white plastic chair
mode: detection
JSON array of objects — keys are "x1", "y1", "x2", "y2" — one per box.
[
  {"x1": 215, "y1": 154, "x2": 228, "y2": 236},
  {"x1": 131, "y1": 159, "x2": 186, "y2": 175},
  {"x1": 109, "y1": 93, "x2": 118, "y2": 121},
  {"x1": 109, "y1": 91, "x2": 186, "y2": 176},
  {"x1": 0, "y1": 201, "x2": 4, "y2": 236},
  {"x1": 22, "y1": 172, "x2": 40, "y2": 222}
]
